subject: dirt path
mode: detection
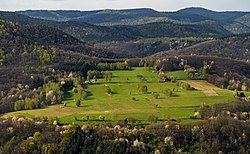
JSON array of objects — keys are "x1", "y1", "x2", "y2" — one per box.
[{"x1": 182, "y1": 80, "x2": 218, "y2": 96}]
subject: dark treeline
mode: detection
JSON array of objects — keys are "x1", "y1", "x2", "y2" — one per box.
[{"x1": 97, "y1": 62, "x2": 131, "y2": 71}]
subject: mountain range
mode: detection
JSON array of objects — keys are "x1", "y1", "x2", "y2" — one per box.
[
  {"x1": 0, "y1": 7, "x2": 249, "y2": 60},
  {"x1": 18, "y1": 7, "x2": 250, "y2": 34}
]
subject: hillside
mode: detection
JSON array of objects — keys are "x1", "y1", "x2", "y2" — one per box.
[
  {"x1": 101, "y1": 37, "x2": 208, "y2": 57},
  {"x1": 152, "y1": 34, "x2": 250, "y2": 61},
  {"x1": 0, "y1": 19, "x2": 119, "y2": 58},
  {"x1": 0, "y1": 19, "x2": 120, "y2": 92},
  {"x1": 177, "y1": 7, "x2": 247, "y2": 21},
  {"x1": 18, "y1": 8, "x2": 168, "y2": 24},
  {"x1": 1, "y1": 11, "x2": 249, "y2": 60},
  {"x1": 0, "y1": 11, "x2": 230, "y2": 43},
  {"x1": 178, "y1": 7, "x2": 250, "y2": 34},
  {"x1": 18, "y1": 8, "x2": 250, "y2": 34}
]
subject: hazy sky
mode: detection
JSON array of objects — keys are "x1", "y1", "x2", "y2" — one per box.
[{"x1": 0, "y1": 0, "x2": 250, "y2": 11}]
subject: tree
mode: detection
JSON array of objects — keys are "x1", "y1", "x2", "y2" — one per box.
[
  {"x1": 104, "y1": 85, "x2": 112, "y2": 95},
  {"x1": 108, "y1": 74, "x2": 112, "y2": 82},
  {"x1": 153, "y1": 92, "x2": 160, "y2": 99},
  {"x1": 140, "y1": 85, "x2": 148, "y2": 94},
  {"x1": 164, "y1": 88, "x2": 173, "y2": 97},
  {"x1": 59, "y1": 126, "x2": 83, "y2": 153},
  {"x1": 238, "y1": 92, "x2": 246, "y2": 97},
  {"x1": 137, "y1": 75, "x2": 147, "y2": 82},
  {"x1": 33, "y1": 132, "x2": 41, "y2": 140},
  {"x1": 80, "y1": 91, "x2": 88, "y2": 100},
  {"x1": 99, "y1": 115, "x2": 105, "y2": 121},
  {"x1": 93, "y1": 75, "x2": 97, "y2": 82},
  {"x1": 76, "y1": 99, "x2": 81, "y2": 107}
]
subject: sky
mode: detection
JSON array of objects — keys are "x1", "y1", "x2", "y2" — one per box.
[{"x1": 0, "y1": 0, "x2": 250, "y2": 12}]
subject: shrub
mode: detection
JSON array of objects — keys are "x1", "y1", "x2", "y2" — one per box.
[
  {"x1": 140, "y1": 85, "x2": 148, "y2": 94},
  {"x1": 76, "y1": 99, "x2": 81, "y2": 107},
  {"x1": 99, "y1": 115, "x2": 105, "y2": 121},
  {"x1": 104, "y1": 85, "x2": 112, "y2": 94},
  {"x1": 176, "y1": 81, "x2": 195, "y2": 90},
  {"x1": 153, "y1": 92, "x2": 160, "y2": 99},
  {"x1": 163, "y1": 88, "x2": 173, "y2": 97}
]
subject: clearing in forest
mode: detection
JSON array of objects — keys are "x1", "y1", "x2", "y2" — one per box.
[{"x1": 4, "y1": 68, "x2": 241, "y2": 124}]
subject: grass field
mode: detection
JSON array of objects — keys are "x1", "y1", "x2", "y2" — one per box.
[{"x1": 5, "y1": 67, "x2": 248, "y2": 124}]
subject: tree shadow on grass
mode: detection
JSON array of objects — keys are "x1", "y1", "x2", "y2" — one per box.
[
  {"x1": 172, "y1": 94, "x2": 180, "y2": 97},
  {"x1": 63, "y1": 91, "x2": 73, "y2": 101},
  {"x1": 111, "y1": 91, "x2": 118, "y2": 95},
  {"x1": 86, "y1": 91, "x2": 93, "y2": 97},
  {"x1": 79, "y1": 104, "x2": 91, "y2": 108},
  {"x1": 91, "y1": 82, "x2": 121, "y2": 85},
  {"x1": 175, "y1": 105, "x2": 200, "y2": 108},
  {"x1": 84, "y1": 91, "x2": 94, "y2": 100},
  {"x1": 82, "y1": 84, "x2": 88, "y2": 89},
  {"x1": 154, "y1": 98, "x2": 165, "y2": 100}
]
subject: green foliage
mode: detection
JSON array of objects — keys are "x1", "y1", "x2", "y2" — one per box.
[
  {"x1": 102, "y1": 71, "x2": 112, "y2": 82},
  {"x1": 76, "y1": 99, "x2": 81, "y2": 107},
  {"x1": 14, "y1": 97, "x2": 41, "y2": 111},
  {"x1": 104, "y1": 85, "x2": 112, "y2": 95},
  {"x1": 59, "y1": 126, "x2": 83, "y2": 153},
  {"x1": 59, "y1": 59, "x2": 93, "y2": 76},
  {"x1": 153, "y1": 92, "x2": 160, "y2": 99},
  {"x1": 176, "y1": 81, "x2": 195, "y2": 90},
  {"x1": 97, "y1": 62, "x2": 130, "y2": 70},
  {"x1": 163, "y1": 88, "x2": 173, "y2": 97},
  {"x1": 140, "y1": 85, "x2": 148, "y2": 94},
  {"x1": 137, "y1": 75, "x2": 147, "y2": 82},
  {"x1": 43, "y1": 81, "x2": 64, "y2": 105},
  {"x1": 87, "y1": 70, "x2": 101, "y2": 80},
  {"x1": 33, "y1": 132, "x2": 41, "y2": 140},
  {"x1": 99, "y1": 115, "x2": 105, "y2": 121}
]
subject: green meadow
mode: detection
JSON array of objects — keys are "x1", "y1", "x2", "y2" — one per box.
[{"x1": 7, "y1": 67, "x2": 248, "y2": 124}]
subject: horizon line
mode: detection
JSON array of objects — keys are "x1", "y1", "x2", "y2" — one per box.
[{"x1": 1, "y1": 6, "x2": 250, "y2": 13}]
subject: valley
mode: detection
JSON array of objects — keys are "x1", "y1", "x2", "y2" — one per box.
[{"x1": 0, "y1": 5, "x2": 250, "y2": 153}]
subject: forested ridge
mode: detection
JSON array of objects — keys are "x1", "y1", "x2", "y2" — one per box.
[
  {"x1": 18, "y1": 7, "x2": 250, "y2": 35},
  {"x1": 0, "y1": 11, "x2": 231, "y2": 43},
  {"x1": 152, "y1": 34, "x2": 250, "y2": 61}
]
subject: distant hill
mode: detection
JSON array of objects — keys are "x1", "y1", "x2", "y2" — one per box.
[
  {"x1": 101, "y1": 37, "x2": 208, "y2": 57},
  {"x1": 0, "y1": 11, "x2": 229, "y2": 43},
  {"x1": 18, "y1": 8, "x2": 164, "y2": 24},
  {"x1": 177, "y1": 7, "x2": 247, "y2": 21},
  {"x1": 177, "y1": 7, "x2": 250, "y2": 34},
  {"x1": 152, "y1": 34, "x2": 250, "y2": 61},
  {"x1": 17, "y1": 7, "x2": 250, "y2": 34},
  {"x1": 2, "y1": 10, "x2": 249, "y2": 59}
]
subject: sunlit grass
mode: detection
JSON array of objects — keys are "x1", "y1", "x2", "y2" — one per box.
[{"x1": 6, "y1": 68, "x2": 237, "y2": 124}]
